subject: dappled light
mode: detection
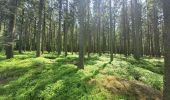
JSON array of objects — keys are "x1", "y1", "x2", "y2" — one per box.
[
  {"x1": 0, "y1": 52, "x2": 164, "y2": 99},
  {"x1": 0, "y1": 0, "x2": 170, "y2": 99}
]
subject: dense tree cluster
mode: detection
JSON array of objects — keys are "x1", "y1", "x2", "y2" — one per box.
[
  {"x1": 0, "y1": 0, "x2": 164, "y2": 61},
  {"x1": 0, "y1": 0, "x2": 170, "y2": 99}
]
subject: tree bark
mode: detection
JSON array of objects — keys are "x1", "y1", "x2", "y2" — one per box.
[
  {"x1": 36, "y1": 0, "x2": 44, "y2": 57},
  {"x1": 64, "y1": 0, "x2": 69, "y2": 57},
  {"x1": 162, "y1": 0, "x2": 170, "y2": 99},
  {"x1": 42, "y1": 0, "x2": 46, "y2": 54},
  {"x1": 19, "y1": 8, "x2": 24, "y2": 54},
  {"x1": 57, "y1": 0, "x2": 62, "y2": 55},
  {"x1": 78, "y1": 0, "x2": 85, "y2": 69},
  {"x1": 109, "y1": 0, "x2": 113, "y2": 62},
  {"x1": 153, "y1": 2, "x2": 161, "y2": 57},
  {"x1": 5, "y1": 0, "x2": 17, "y2": 59}
]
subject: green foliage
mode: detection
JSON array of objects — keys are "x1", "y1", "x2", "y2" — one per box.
[
  {"x1": 96, "y1": 55, "x2": 163, "y2": 91},
  {"x1": 0, "y1": 52, "x2": 163, "y2": 99}
]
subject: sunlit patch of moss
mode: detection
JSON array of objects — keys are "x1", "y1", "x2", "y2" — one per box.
[
  {"x1": 14, "y1": 54, "x2": 35, "y2": 60},
  {"x1": 0, "y1": 52, "x2": 163, "y2": 99},
  {"x1": 43, "y1": 52, "x2": 58, "y2": 59},
  {"x1": 96, "y1": 55, "x2": 163, "y2": 91},
  {"x1": 56, "y1": 55, "x2": 78, "y2": 63},
  {"x1": 40, "y1": 80, "x2": 65, "y2": 99},
  {"x1": 81, "y1": 86, "x2": 114, "y2": 100},
  {"x1": 134, "y1": 67, "x2": 163, "y2": 91},
  {"x1": 0, "y1": 53, "x2": 5, "y2": 60}
]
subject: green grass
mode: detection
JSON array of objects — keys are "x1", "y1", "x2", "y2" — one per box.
[
  {"x1": 100, "y1": 55, "x2": 163, "y2": 91},
  {"x1": 0, "y1": 52, "x2": 163, "y2": 100}
]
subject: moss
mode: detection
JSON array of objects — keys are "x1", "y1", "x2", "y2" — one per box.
[{"x1": 0, "y1": 52, "x2": 163, "y2": 99}]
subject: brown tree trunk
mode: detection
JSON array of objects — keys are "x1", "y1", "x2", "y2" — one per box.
[
  {"x1": 162, "y1": 0, "x2": 170, "y2": 99},
  {"x1": 5, "y1": 0, "x2": 17, "y2": 59},
  {"x1": 133, "y1": 0, "x2": 142, "y2": 59},
  {"x1": 57, "y1": 0, "x2": 62, "y2": 55},
  {"x1": 153, "y1": 2, "x2": 161, "y2": 57},
  {"x1": 78, "y1": 0, "x2": 86, "y2": 69},
  {"x1": 36, "y1": 0, "x2": 44, "y2": 57},
  {"x1": 109, "y1": 0, "x2": 113, "y2": 62},
  {"x1": 42, "y1": 0, "x2": 46, "y2": 54},
  {"x1": 64, "y1": 0, "x2": 69, "y2": 57},
  {"x1": 19, "y1": 8, "x2": 24, "y2": 54}
]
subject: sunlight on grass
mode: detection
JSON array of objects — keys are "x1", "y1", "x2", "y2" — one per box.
[{"x1": 0, "y1": 52, "x2": 163, "y2": 99}]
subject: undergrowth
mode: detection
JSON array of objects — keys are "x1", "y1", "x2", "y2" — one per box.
[{"x1": 0, "y1": 52, "x2": 163, "y2": 100}]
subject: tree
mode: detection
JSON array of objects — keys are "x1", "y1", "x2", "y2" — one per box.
[
  {"x1": 86, "y1": 0, "x2": 91, "y2": 57},
  {"x1": 19, "y1": 8, "x2": 24, "y2": 54},
  {"x1": 109, "y1": 0, "x2": 113, "y2": 62},
  {"x1": 77, "y1": 0, "x2": 86, "y2": 69},
  {"x1": 5, "y1": 0, "x2": 18, "y2": 59},
  {"x1": 36, "y1": 0, "x2": 44, "y2": 57},
  {"x1": 57, "y1": 0, "x2": 62, "y2": 55},
  {"x1": 162, "y1": 0, "x2": 170, "y2": 99},
  {"x1": 121, "y1": 0, "x2": 129, "y2": 56},
  {"x1": 152, "y1": 0, "x2": 161, "y2": 57},
  {"x1": 42, "y1": 0, "x2": 47, "y2": 54},
  {"x1": 63, "y1": 0, "x2": 69, "y2": 57},
  {"x1": 132, "y1": 0, "x2": 142, "y2": 59}
]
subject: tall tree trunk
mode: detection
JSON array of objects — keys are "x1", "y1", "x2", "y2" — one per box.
[
  {"x1": 42, "y1": 0, "x2": 46, "y2": 54},
  {"x1": 78, "y1": 0, "x2": 85, "y2": 69},
  {"x1": 109, "y1": 0, "x2": 113, "y2": 62},
  {"x1": 122, "y1": 0, "x2": 128, "y2": 56},
  {"x1": 153, "y1": 2, "x2": 161, "y2": 57},
  {"x1": 57, "y1": 0, "x2": 62, "y2": 55},
  {"x1": 19, "y1": 8, "x2": 24, "y2": 54},
  {"x1": 5, "y1": 0, "x2": 17, "y2": 59},
  {"x1": 64, "y1": 0, "x2": 69, "y2": 57},
  {"x1": 70, "y1": 9, "x2": 75, "y2": 55},
  {"x1": 33, "y1": 18, "x2": 37, "y2": 51},
  {"x1": 87, "y1": 0, "x2": 91, "y2": 57},
  {"x1": 162, "y1": 0, "x2": 170, "y2": 99},
  {"x1": 131, "y1": 0, "x2": 135, "y2": 55},
  {"x1": 48, "y1": 11, "x2": 52, "y2": 52},
  {"x1": 97, "y1": 0, "x2": 101, "y2": 56},
  {"x1": 36, "y1": 0, "x2": 44, "y2": 57},
  {"x1": 133, "y1": 0, "x2": 142, "y2": 59}
]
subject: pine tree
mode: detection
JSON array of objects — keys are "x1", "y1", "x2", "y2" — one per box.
[
  {"x1": 5, "y1": 0, "x2": 18, "y2": 59},
  {"x1": 162, "y1": 0, "x2": 170, "y2": 99}
]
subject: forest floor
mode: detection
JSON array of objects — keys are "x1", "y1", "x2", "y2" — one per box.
[{"x1": 0, "y1": 52, "x2": 164, "y2": 100}]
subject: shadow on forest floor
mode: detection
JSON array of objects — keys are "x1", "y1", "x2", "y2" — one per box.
[
  {"x1": 0, "y1": 52, "x2": 116, "y2": 99},
  {"x1": 118, "y1": 56, "x2": 164, "y2": 74},
  {"x1": 0, "y1": 52, "x2": 164, "y2": 100}
]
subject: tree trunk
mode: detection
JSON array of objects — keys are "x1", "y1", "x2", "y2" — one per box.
[
  {"x1": 57, "y1": 0, "x2": 62, "y2": 55},
  {"x1": 36, "y1": 0, "x2": 44, "y2": 57},
  {"x1": 19, "y1": 8, "x2": 24, "y2": 54},
  {"x1": 87, "y1": 0, "x2": 91, "y2": 57},
  {"x1": 133, "y1": 0, "x2": 142, "y2": 59},
  {"x1": 162, "y1": 0, "x2": 170, "y2": 99},
  {"x1": 64, "y1": 0, "x2": 69, "y2": 57},
  {"x1": 5, "y1": 0, "x2": 17, "y2": 59},
  {"x1": 78, "y1": 0, "x2": 85, "y2": 69},
  {"x1": 109, "y1": 0, "x2": 113, "y2": 62},
  {"x1": 42, "y1": 0, "x2": 46, "y2": 54},
  {"x1": 153, "y1": 2, "x2": 161, "y2": 57},
  {"x1": 131, "y1": 0, "x2": 135, "y2": 55}
]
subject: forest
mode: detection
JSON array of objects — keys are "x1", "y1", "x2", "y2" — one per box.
[{"x1": 0, "y1": 0, "x2": 170, "y2": 100}]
